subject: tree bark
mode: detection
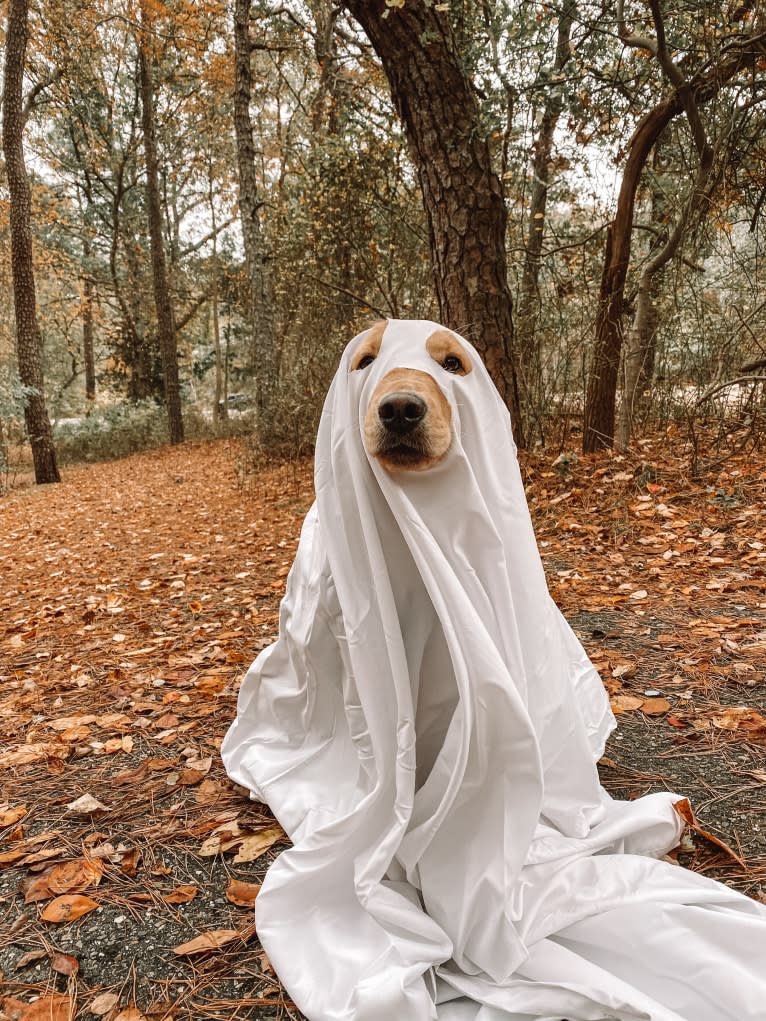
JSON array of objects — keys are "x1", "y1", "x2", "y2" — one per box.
[
  {"x1": 2, "y1": 0, "x2": 61, "y2": 484},
  {"x1": 82, "y1": 235, "x2": 96, "y2": 402},
  {"x1": 233, "y1": 0, "x2": 278, "y2": 443},
  {"x1": 583, "y1": 23, "x2": 766, "y2": 452},
  {"x1": 138, "y1": 5, "x2": 184, "y2": 445},
  {"x1": 516, "y1": 0, "x2": 576, "y2": 432},
  {"x1": 344, "y1": 0, "x2": 524, "y2": 443}
]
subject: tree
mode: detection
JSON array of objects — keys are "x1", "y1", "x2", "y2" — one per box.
[
  {"x1": 138, "y1": 1, "x2": 184, "y2": 445},
  {"x1": 615, "y1": 0, "x2": 714, "y2": 449},
  {"x1": 233, "y1": 0, "x2": 278, "y2": 443},
  {"x1": 2, "y1": 0, "x2": 61, "y2": 483},
  {"x1": 344, "y1": 0, "x2": 524, "y2": 443},
  {"x1": 583, "y1": 1, "x2": 766, "y2": 452},
  {"x1": 515, "y1": 0, "x2": 577, "y2": 436}
]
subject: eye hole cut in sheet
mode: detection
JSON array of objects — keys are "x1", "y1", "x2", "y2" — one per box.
[{"x1": 222, "y1": 320, "x2": 766, "y2": 1021}]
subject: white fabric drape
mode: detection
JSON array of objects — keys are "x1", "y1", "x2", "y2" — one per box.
[{"x1": 222, "y1": 320, "x2": 766, "y2": 1021}]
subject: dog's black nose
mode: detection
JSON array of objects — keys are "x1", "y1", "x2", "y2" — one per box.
[{"x1": 378, "y1": 392, "x2": 427, "y2": 435}]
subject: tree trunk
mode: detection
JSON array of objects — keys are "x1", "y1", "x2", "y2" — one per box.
[
  {"x1": 233, "y1": 0, "x2": 278, "y2": 444},
  {"x1": 582, "y1": 101, "x2": 674, "y2": 452},
  {"x1": 583, "y1": 24, "x2": 765, "y2": 453},
  {"x1": 344, "y1": 0, "x2": 524, "y2": 444},
  {"x1": 516, "y1": 1, "x2": 576, "y2": 426},
  {"x1": 2, "y1": 0, "x2": 60, "y2": 484},
  {"x1": 82, "y1": 240, "x2": 96, "y2": 402},
  {"x1": 138, "y1": 6, "x2": 184, "y2": 445}
]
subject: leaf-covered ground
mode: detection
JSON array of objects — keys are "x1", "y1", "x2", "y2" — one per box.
[{"x1": 1, "y1": 436, "x2": 765, "y2": 1021}]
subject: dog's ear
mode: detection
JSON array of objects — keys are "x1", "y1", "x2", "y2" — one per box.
[
  {"x1": 426, "y1": 329, "x2": 472, "y2": 375},
  {"x1": 350, "y1": 320, "x2": 387, "y2": 370}
]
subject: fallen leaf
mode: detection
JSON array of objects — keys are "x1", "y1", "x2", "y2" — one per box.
[
  {"x1": 609, "y1": 694, "x2": 644, "y2": 714},
  {"x1": 13, "y1": 948, "x2": 48, "y2": 970},
  {"x1": 14, "y1": 993, "x2": 72, "y2": 1021},
  {"x1": 47, "y1": 858, "x2": 104, "y2": 894},
  {"x1": 0, "y1": 744, "x2": 71, "y2": 769},
  {"x1": 0, "y1": 804, "x2": 28, "y2": 827},
  {"x1": 225, "y1": 879, "x2": 261, "y2": 907},
  {"x1": 673, "y1": 799, "x2": 745, "y2": 866},
  {"x1": 66, "y1": 794, "x2": 109, "y2": 816},
  {"x1": 162, "y1": 884, "x2": 197, "y2": 904},
  {"x1": 41, "y1": 894, "x2": 99, "y2": 924},
  {"x1": 232, "y1": 824, "x2": 284, "y2": 863},
  {"x1": 49, "y1": 950, "x2": 80, "y2": 976},
  {"x1": 178, "y1": 768, "x2": 207, "y2": 786},
  {"x1": 119, "y1": 847, "x2": 142, "y2": 876},
  {"x1": 113, "y1": 1008, "x2": 147, "y2": 1021},
  {"x1": 172, "y1": 929, "x2": 241, "y2": 956},
  {"x1": 23, "y1": 873, "x2": 55, "y2": 904},
  {"x1": 87, "y1": 993, "x2": 120, "y2": 1017},
  {"x1": 195, "y1": 779, "x2": 224, "y2": 803},
  {"x1": 640, "y1": 697, "x2": 671, "y2": 716}
]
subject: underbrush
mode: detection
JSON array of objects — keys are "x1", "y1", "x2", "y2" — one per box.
[{"x1": 53, "y1": 401, "x2": 256, "y2": 465}]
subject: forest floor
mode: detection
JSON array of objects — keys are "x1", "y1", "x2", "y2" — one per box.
[{"x1": 1, "y1": 433, "x2": 765, "y2": 1021}]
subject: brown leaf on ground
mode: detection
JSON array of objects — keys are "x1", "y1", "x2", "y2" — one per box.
[
  {"x1": 13, "y1": 949, "x2": 48, "y2": 970},
  {"x1": 162, "y1": 884, "x2": 198, "y2": 904},
  {"x1": 118, "y1": 847, "x2": 142, "y2": 876},
  {"x1": 65, "y1": 794, "x2": 109, "y2": 816},
  {"x1": 225, "y1": 878, "x2": 262, "y2": 907},
  {"x1": 172, "y1": 928, "x2": 243, "y2": 956},
  {"x1": 7, "y1": 994, "x2": 73, "y2": 1021},
  {"x1": 113, "y1": 1008, "x2": 147, "y2": 1021},
  {"x1": 609, "y1": 694, "x2": 644, "y2": 714},
  {"x1": 641, "y1": 697, "x2": 671, "y2": 716},
  {"x1": 49, "y1": 949, "x2": 80, "y2": 976},
  {"x1": 40, "y1": 894, "x2": 99, "y2": 923},
  {"x1": 673, "y1": 799, "x2": 746, "y2": 866},
  {"x1": 0, "y1": 804, "x2": 28, "y2": 827},
  {"x1": 0, "y1": 744, "x2": 71, "y2": 768},
  {"x1": 47, "y1": 858, "x2": 105, "y2": 894},
  {"x1": 87, "y1": 993, "x2": 120, "y2": 1017},
  {"x1": 232, "y1": 824, "x2": 285, "y2": 863}
]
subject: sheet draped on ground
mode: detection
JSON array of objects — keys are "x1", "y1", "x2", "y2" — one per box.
[{"x1": 222, "y1": 320, "x2": 766, "y2": 1021}]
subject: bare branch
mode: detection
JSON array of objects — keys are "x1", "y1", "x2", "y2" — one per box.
[
  {"x1": 21, "y1": 67, "x2": 62, "y2": 125},
  {"x1": 302, "y1": 273, "x2": 390, "y2": 318},
  {"x1": 697, "y1": 376, "x2": 766, "y2": 403},
  {"x1": 616, "y1": 0, "x2": 657, "y2": 55}
]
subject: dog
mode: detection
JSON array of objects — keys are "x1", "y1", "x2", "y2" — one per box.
[{"x1": 357, "y1": 320, "x2": 471, "y2": 471}]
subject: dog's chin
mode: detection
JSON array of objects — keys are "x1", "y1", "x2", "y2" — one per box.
[{"x1": 371, "y1": 436, "x2": 448, "y2": 473}]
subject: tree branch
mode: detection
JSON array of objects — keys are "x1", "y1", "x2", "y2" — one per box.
[
  {"x1": 616, "y1": 0, "x2": 657, "y2": 55},
  {"x1": 21, "y1": 67, "x2": 62, "y2": 126},
  {"x1": 697, "y1": 376, "x2": 766, "y2": 403}
]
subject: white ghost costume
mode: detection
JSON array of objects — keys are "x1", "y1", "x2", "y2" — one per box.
[{"x1": 222, "y1": 320, "x2": 766, "y2": 1021}]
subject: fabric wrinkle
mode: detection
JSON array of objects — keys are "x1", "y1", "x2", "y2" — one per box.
[{"x1": 222, "y1": 319, "x2": 766, "y2": 1021}]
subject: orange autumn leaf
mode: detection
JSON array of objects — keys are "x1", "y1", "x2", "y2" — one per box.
[
  {"x1": 225, "y1": 878, "x2": 262, "y2": 907},
  {"x1": 40, "y1": 894, "x2": 99, "y2": 924},
  {"x1": 47, "y1": 858, "x2": 104, "y2": 895},
  {"x1": 162, "y1": 884, "x2": 198, "y2": 904},
  {"x1": 49, "y1": 950, "x2": 80, "y2": 976},
  {"x1": 641, "y1": 697, "x2": 671, "y2": 716},
  {"x1": 673, "y1": 799, "x2": 745, "y2": 866},
  {"x1": 172, "y1": 928, "x2": 243, "y2": 956}
]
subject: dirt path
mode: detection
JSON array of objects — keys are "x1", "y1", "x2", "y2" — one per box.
[{"x1": 1, "y1": 438, "x2": 764, "y2": 1020}]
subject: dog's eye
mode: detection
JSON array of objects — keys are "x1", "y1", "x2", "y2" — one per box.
[
  {"x1": 442, "y1": 355, "x2": 464, "y2": 374},
  {"x1": 356, "y1": 354, "x2": 376, "y2": 370}
]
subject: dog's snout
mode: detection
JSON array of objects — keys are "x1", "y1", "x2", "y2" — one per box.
[{"x1": 378, "y1": 392, "x2": 427, "y2": 435}]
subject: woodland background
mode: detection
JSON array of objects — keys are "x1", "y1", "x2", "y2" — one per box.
[
  {"x1": 3, "y1": 4, "x2": 766, "y2": 1018},
  {"x1": 3, "y1": 0, "x2": 766, "y2": 484}
]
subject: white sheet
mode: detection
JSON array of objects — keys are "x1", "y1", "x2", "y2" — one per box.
[{"x1": 222, "y1": 320, "x2": 766, "y2": 1020}]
